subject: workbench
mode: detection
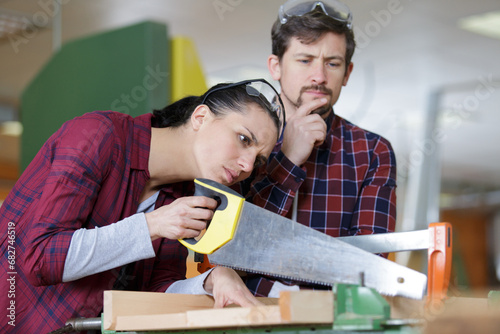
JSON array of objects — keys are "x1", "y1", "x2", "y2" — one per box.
[
  {"x1": 91, "y1": 287, "x2": 499, "y2": 334},
  {"x1": 61, "y1": 286, "x2": 500, "y2": 334},
  {"x1": 96, "y1": 286, "x2": 417, "y2": 334}
]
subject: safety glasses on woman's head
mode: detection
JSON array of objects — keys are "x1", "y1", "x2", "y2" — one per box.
[
  {"x1": 278, "y1": 0, "x2": 353, "y2": 29},
  {"x1": 201, "y1": 79, "x2": 285, "y2": 140}
]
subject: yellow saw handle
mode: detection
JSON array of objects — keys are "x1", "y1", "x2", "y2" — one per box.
[{"x1": 178, "y1": 178, "x2": 244, "y2": 254}]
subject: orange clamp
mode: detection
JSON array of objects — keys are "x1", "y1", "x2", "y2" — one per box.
[
  {"x1": 196, "y1": 253, "x2": 215, "y2": 274},
  {"x1": 427, "y1": 222, "x2": 452, "y2": 308}
]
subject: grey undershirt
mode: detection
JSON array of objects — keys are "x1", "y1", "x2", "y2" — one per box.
[{"x1": 62, "y1": 191, "x2": 210, "y2": 294}]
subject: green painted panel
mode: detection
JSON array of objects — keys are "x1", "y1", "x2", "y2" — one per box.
[{"x1": 20, "y1": 21, "x2": 170, "y2": 170}]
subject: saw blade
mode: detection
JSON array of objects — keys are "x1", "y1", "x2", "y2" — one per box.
[
  {"x1": 208, "y1": 201, "x2": 427, "y2": 300},
  {"x1": 337, "y1": 229, "x2": 430, "y2": 253}
]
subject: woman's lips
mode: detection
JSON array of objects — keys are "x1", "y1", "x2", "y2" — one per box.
[{"x1": 224, "y1": 168, "x2": 237, "y2": 184}]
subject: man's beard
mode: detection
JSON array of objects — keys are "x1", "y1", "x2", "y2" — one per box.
[{"x1": 296, "y1": 85, "x2": 333, "y2": 117}]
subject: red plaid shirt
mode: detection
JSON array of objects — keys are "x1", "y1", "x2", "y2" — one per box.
[
  {"x1": 0, "y1": 111, "x2": 191, "y2": 333},
  {"x1": 240, "y1": 113, "x2": 397, "y2": 296}
]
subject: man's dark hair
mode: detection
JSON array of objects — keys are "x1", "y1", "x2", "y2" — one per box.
[{"x1": 271, "y1": 8, "x2": 356, "y2": 72}]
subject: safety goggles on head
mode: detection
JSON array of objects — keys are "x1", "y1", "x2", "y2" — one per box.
[
  {"x1": 201, "y1": 78, "x2": 285, "y2": 140},
  {"x1": 278, "y1": 0, "x2": 353, "y2": 29}
]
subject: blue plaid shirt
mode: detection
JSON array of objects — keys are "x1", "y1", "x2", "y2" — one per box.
[{"x1": 240, "y1": 112, "x2": 397, "y2": 296}]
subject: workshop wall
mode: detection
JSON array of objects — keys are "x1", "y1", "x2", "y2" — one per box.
[
  {"x1": 20, "y1": 21, "x2": 170, "y2": 171},
  {"x1": 442, "y1": 208, "x2": 497, "y2": 295}
]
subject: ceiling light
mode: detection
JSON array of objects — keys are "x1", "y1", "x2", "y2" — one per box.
[
  {"x1": 459, "y1": 11, "x2": 500, "y2": 40},
  {"x1": 0, "y1": 9, "x2": 35, "y2": 40}
]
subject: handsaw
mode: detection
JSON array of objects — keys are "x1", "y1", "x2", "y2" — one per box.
[{"x1": 179, "y1": 179, "x2": 427, "y2": 300}]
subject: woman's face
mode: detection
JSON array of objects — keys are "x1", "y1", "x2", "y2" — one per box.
[{"x1": 192, "y1": 103, "x2": 278, "y2": 185}]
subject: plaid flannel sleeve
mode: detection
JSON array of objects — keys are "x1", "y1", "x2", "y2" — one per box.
[
  {"x1": 350, "y1": 136, "x2": 397, "y2": 236},
  {"x1": 245, "y1": 150, "x2": 306, "y2": 217}
]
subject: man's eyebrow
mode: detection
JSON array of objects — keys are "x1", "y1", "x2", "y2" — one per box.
[
  {"x1": 325, "y1": 55, "x2": 345, "y2": 61},
  {"x1": 293, "y1": 52, "x2": 314, "y2": 58},
  {"x1": 293, "y1": 52, "x2": 345, "y2": 61}
]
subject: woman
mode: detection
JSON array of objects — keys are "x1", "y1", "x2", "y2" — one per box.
[{"x1": 0, "y1": 79, "x2": 284, "y2": 333}]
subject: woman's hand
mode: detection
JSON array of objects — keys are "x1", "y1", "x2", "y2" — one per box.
[
  {"x1": 145, "y1": 196, "x2": 218, "y2": 241},
  {"x1": 204, "y1": 266, "x2": 262, "y2": 308}
]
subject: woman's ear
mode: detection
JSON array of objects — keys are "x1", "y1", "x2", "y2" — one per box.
[{"x1": 191, "y1": 104, "x2": 210, "y2": 131}]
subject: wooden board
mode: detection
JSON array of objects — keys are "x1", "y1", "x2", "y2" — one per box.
[
  {"x1": 383, "y1": 295, "x2": 426, "y2": 319},
  {"x1": 103, "y1": 290, "x2": 332, "y2": 331},
  {"x1": 115, "y1": 305, "x2": 282, "y2": 331},
  {"x1": 103, "y1": 291, "x2": 216, "y2": 330},
  {"x1": 279, "y1": 290, "x2": 333, "y2": 324}
]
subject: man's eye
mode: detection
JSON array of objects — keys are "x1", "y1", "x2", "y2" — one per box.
[{"x1": 299, "y1": 59, "x2": 310, "y2": 64}]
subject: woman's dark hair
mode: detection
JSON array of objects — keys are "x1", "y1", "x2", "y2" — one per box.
[
  {"x1": 152, "y1": 95, "x2": 202, "y2": 128},
  {"x1": 153, "y1": 83, "x2": 281, "y2": 137},
  {"x1": 271, "y1": 8, "x2": 356, "y2": 73}
]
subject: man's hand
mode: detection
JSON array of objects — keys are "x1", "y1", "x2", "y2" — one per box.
[
  {"x1": 145, "y1": 196, "x2": 218, "y2": 241},
  {"x1": 204, "y1": 266, "x2": 263, "y2": 308},
  {"x1": 281, "y1": 98, "x2": 328, "y2": 166}
]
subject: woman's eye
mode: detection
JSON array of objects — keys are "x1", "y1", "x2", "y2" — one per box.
[{"x1": 239, "y1": 134, "x2": 251, "y2": 146}]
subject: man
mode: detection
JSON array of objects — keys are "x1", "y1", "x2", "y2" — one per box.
[{"x1": 242, "y1": 0, "x2": 397, "y2": 297}]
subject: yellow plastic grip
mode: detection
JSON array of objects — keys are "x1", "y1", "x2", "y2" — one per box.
[{"x1": 178, "y1": 179, "x2": 244, "y2": 254}]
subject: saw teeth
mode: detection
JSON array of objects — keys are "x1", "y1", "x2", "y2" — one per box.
[
  {"x1": 213, "y1": 264, "x2": 332, "y2": 287},
  {"x1": 213, "y1": 263, "x2": 422, "y2": 300}
]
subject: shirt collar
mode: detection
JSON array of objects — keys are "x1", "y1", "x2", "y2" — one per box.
[
  {"x1": 325, "y1": 109, "x2": 336, "y2": 133},
  {"x1": 318, "y1": 109, "x2": 337, "y2": 150},
  {"x1": 158, "y1": 181, "x2": 195, "y2": 204}
]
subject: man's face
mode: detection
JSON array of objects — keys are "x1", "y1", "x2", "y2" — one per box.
[{"x1": 269, "y1": 32, "x2": 353, "y2": 119}]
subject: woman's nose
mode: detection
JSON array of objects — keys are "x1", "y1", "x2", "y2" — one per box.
[{"x1": 238, "y1": 153, "x2": 255, "y2": 173}]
